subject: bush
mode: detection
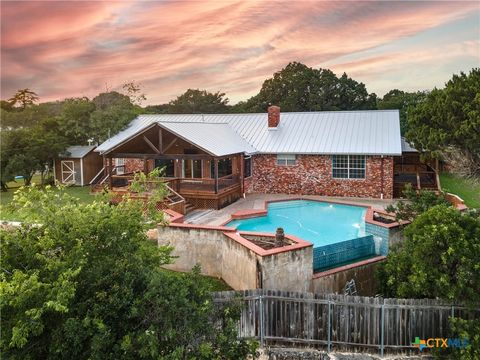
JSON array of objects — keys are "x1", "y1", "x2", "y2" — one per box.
[{"x1": 0, "y1": 186, "x2": 257, "y2": 359}]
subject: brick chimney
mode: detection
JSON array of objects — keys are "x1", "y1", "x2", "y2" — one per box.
[{"x1": 268, "y1": 105, "x2": 280, "y2": 128}]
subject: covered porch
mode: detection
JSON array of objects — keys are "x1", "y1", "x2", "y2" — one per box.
[{"x1": 91, "y1": 123, "x2": 251, "y2": 213}]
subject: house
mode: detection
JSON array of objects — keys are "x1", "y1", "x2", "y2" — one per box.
[
  {"x1": 54, "y1": 145, "x2": 103, "y2": 186},
  {"x1": 93, "y1": 106, "x2": 436, "y2": 211}
]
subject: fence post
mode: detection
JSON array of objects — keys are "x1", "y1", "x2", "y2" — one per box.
[
  {"x1": 327, "y1": 301, "x2": 332, "y2": 353},
  {"x1": 380, "y1": 302, "x2": 385, "y2": 358},
  {"x1": 259, "y1": 295, "x2": 265, "y2": 347},
  {"x1": 451, "y1": 305, "x2": 455, "y2": 319}
]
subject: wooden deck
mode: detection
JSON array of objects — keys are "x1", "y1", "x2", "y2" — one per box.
[{"x1": 92, "y1": 173, "x2": 242, "y2": 213}]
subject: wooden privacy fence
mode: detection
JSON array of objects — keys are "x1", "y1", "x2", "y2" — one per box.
[{"x1": 213, "y1": 289, "x2": 478, "y2": 356}]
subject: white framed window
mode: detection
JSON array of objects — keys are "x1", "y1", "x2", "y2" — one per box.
[
  {"x1": 277, "y1": 154, "x2": 296, "y2": 166},
  {"x1": 332, "y1": 155, "x2": 366, "y2": 179},
  {"x1": 115, "y1": 158, "x2": 125, "y2": 175}
]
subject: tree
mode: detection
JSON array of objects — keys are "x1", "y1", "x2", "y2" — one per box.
[
  {"x1": 1, "y1": 186, "x2": 257, "y2": 359},
  {"x1": 406, "y1": 68, "x2": 480, "y2": 176},
  {"x1": 235, "y1": 62, "x2": 377, "y2": 112},
  {"x1": 378, "y1": 205, "x2": 480, "y2": 300},
  {"x1": 0, "y1": 120, "x2": 67, "y2": 187},
  {"x1": 1, "y1": 101, "x2": 64, "y2": 130},
  {"x1": 167, "y1": 89, "x2": 230, "y2": 114},
  {"x1": 90, "y1": 92, "x2": 137, "y2": 143},
  {"x1": 377, "y1": 89, "x2": 427, "y2": 134},
  {"x1": 8, "y1": 88, "x2": 39, "y2": 109},
  {"x1": 122, "y1": 81, "x2": 147, "y2": 105},
  {"x1": 377, "y1": 206, "x2": 480, "y2": 359},
  {"x1": 58, "y1": 97, "x2": 96, "y2": 144}
]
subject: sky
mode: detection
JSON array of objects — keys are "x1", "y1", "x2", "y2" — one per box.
[{"x1": 1, "y1": 1, "x2": 479, "y2": 105}]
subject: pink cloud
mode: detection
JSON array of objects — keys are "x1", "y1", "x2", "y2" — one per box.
[{"x1": 1, "y1": 1, "x2": 478, "y2": 104}]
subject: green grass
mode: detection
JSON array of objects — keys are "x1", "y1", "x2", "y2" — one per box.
[
  {"x1": 440, "y1": 173, "x2": 480, "y2": 208},
  {"x1": 0, "y1": 185, "x2": 96, "y2": 221}
]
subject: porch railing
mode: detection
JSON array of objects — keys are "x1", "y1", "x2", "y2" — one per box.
[
  {"x1": 394, "y1": 163, "x2": 438, "y2": 190},
  {"x1": 107, "y1": 174, "x2": 240, "y2": 195}
]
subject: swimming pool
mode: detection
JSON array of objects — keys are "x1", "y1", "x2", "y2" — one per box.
[{"x1": 226, "y1": 200, "x2": 367, "y2": 247}]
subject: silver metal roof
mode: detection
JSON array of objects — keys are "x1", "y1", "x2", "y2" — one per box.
[
  {"x1": 60, "y1": 145, "x2": 96, "y2": 158},
  {"x1": 157, "y1": 121, "x2": 256, "y2": 156},
  {"x1": 401, "y1": 137, "x2": 418, "y2": 153},
  {"x1": 96, "y1": 110, "x2": 402, "y2": 156}
]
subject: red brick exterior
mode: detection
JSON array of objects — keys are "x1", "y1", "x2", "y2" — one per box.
[
  {"x1": 124, "y1": 158, "x2": 145, "y2": 173},
  {"x1": 245, "y1": 154, "x2": 394, "y2": 199},
  {"x1": 123, "y1": 154, "x2": 394, "y2": 199},
  {"x1": 267, "y1": 106, "x2": 280, "y2": 128}
]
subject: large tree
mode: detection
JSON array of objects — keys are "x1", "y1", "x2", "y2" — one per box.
[
  {"x1": 58, "y1": 97, "x2": 96, "y2": 144},
  {"x1": 90, "y1": 91, "x2": 137, "y2": 143},
  {"x1": 235, "y1": 62, "x2": 377, "y2": 112},
  {"x1": 377, "y1": 205, "x2": 480, "y2": 358},
  {"x1": 167, "y1": 89, "x2": 230, "y2": 114},
  {"x1": 0, "y1": 186, "x2": 257, "y2": 359},
  {"x1": 377, "y1": 89, "x2": 427, "y2": 135},
  {"x1": 8, "y1": 88, "x2": 39, "y2": 109},
  {"x1": 406, "y1": 68, "x2": 480, "y2": 175},
  {"x1": 0, "y1": 119, "x2": 67, "y2": 187}
]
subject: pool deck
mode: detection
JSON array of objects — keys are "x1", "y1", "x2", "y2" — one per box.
[{"x1": 184, "y1": 194, "x2": 396, "y2": 226}]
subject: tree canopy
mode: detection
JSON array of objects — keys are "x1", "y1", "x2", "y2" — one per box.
[
  {"x1": 406, "y1": 68, "x2": 480, "y2": 174},
  {"x1": 233, "y1": 62, "x2": 377, "y2": 112},
  {"x1": 378, "y1": 206, "x2": 480, "y2": 359},
  {"x1": 377, "y1": 89, "x2": 427, "y2": 134},
  {"x1": 8, "y1": 88, "x2": 39, "y2": 109},
  {"x1": 166, "y1": 89, "x2": 230, "y2": 114},
  {"x1": 0, "y1": 186, "x2": 257, "y2": 359}
]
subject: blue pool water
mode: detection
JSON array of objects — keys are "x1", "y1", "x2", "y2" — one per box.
[{"x1": 226, "y1": 200, "x2": 367, "y2": 247}]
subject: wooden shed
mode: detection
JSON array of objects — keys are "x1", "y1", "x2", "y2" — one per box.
[{"x1": 54, "y1": 146, "x2": 103, "y2": 186}]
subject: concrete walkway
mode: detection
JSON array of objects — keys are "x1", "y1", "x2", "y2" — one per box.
[{"x1": 186, "y1": 193, "x2": 396, "y2": 226}]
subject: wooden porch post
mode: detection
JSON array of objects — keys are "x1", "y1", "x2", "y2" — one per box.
[
  {"x1": 214, "y1": 158, "x2": 219, "y2": 194},
  {"x1": 108, "y1": 157, "x2": 113, "y2": 189},
  {"x1": 239, "y1": 154, "x2": 244, "y2": 194}
]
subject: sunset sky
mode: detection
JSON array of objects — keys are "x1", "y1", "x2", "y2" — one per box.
[{"x1": 1, "y1": 1, "x2": 479, "y2": 105}]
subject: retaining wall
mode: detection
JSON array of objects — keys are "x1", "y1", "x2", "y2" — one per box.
[{"x1": 157, "y1": 223, "x2": 313, "y2": 292}]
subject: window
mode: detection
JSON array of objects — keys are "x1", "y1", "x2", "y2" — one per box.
[
  {"x1": 182, "y1": 159, "x2": 202, "y2": 178},
  {"x1": 244, "y1": 156, "x2": 252, "y2": 178},
  {"x1": 210, "y1": 158, "x2": 232, "y2": 178},
  {"x1": 277, "y1": 154, "x2": 296, "y2": 166},
  {"x1": 332, "y1": 155, "x2": 366, "y2": 179},
  {"x1": 154, "y1": 159, "x2": 175, "y2": 177},
  {"x1": 115, "y1": 158, "x2": 125, "y2": 175}
]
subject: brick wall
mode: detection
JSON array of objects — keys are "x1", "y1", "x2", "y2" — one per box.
[
  {"x1": 247, "y1": 154, "x2": 394, "y2": 199},
  {"x1": 124, "y1": 158, "x2": 153, "y2": 173}
]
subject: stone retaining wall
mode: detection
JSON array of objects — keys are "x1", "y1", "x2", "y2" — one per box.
[{"x1": 157, "y1": 223, "x2": 313, "y2": 292}]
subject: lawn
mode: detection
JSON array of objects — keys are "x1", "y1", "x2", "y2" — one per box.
[
  {"x1": 440, "y1": 173, "x2": 480, "y2": 208},
  {"x1": 0, "y1": 184, "x2": 96, "y2": 221}
]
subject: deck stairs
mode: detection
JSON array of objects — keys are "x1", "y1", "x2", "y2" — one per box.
[{"x1": 185, "y1": 201, "x2": 196, "y2": 213}]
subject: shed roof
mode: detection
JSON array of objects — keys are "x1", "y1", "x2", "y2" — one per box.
[
  {"x1": 96, "y1": 110, "x2": 402, "y2": 156},
  {"x1": 59, "y1": 145, "x2": 96, "y2": 158}
]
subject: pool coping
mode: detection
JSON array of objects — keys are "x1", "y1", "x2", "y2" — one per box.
[{"x1": 222, "y1": 197, "x2": 368, "y2": 225}]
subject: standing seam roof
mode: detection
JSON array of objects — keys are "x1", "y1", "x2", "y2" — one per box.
[{"x1": 95, "y1": 110, "x2": 402, "y2": 156}]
